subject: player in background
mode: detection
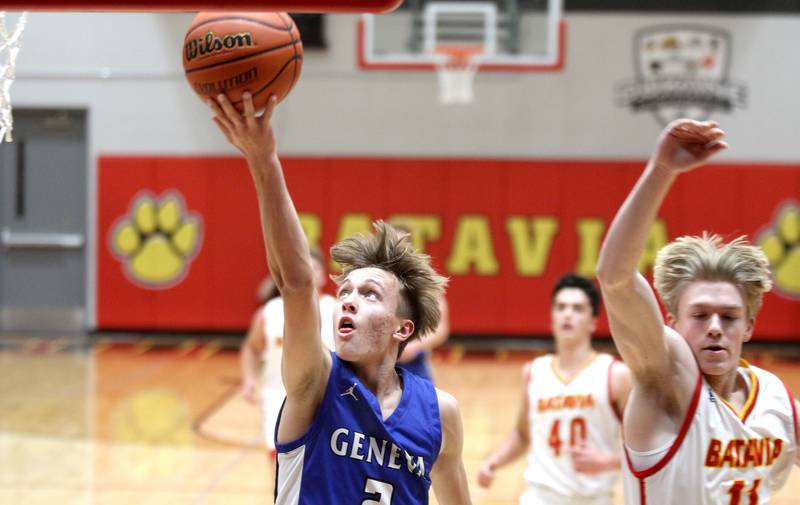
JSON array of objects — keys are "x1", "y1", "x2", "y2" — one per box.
[
  {"x1": 210, "y1": 93, "x2": 472, "y2": 505},
  {"x1": 398, "y1": 294, "x2": 448, "y2": 381},
  {"x1": 240, "y1": 247, "x2": 335, "y2": 454},
  {"x1": 477, "y1": 273, "x2": 631, "y2": 505},
  {"x1": 393, "y1": 222, "x2": 451, "y2": 382},
  {"x1": 256, "y1": 274, "x2": 279, "y2": 305},
  {"x1": 596, "y1": 119, "x2": 799, "y2": 504}
]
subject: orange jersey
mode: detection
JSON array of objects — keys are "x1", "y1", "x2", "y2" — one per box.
[{"x1": 623, "y1": 361, "x2": 798, "y2": 505}]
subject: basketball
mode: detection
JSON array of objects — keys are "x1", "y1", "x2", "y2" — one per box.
[{"x1": 182, "y1": 12, "x2": 303, "y2": 112}]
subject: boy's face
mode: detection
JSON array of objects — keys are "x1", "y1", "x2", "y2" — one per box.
[
  {"x1": 333, "y1": 267, "x2": 413, "y2": 363},
  {"x1": 671, "y1": 280, "x2": 753, "y2": 377},
  {"x1": 551, "y1": 287, "x2": 596, "y2": 344}
]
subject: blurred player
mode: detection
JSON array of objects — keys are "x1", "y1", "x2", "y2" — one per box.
[
  {"x1": 239, "y1": 247, "x2": 335, "y2": 453},
  {"x1": 596, "y1": 119, "x2": 800, "y2": 504},
  {"x1": 398, "y1": 294, "x2": 448, "y2": 382},
  {"x1": 393, "y1": 221, "x2": 451, "y2": 382},
  {"x1": 477, "y1": 274, "x2": 631, "y2": 505},
  {"x1": 256, "y1": 274, "x2": 279, "y2": 305},
  {"x1": 210, "y1": 93, "x2": 472, "y2": 504}
]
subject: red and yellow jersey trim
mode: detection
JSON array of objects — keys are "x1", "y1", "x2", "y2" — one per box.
[
  {"x1": 625, "y1": 370, "x2": 703, "y2": 480},
  {"x1": 550, "y1": 352, "x2": 597, "y2": 385},
  {"x1": 719, "y1": 359, "x2": 760, "y2": 423}
]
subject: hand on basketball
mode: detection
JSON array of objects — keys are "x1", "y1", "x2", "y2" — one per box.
[
  {"x1": 476, "y1": 460, "x2": 496, "y2": 488},
  {"x1": 652, "y1": 119, "x2": 728, "y2": 174},
  {"x1": 570, "y1": 442, "x2": 614, "y2": 474},
  {"x1": 208, "y1": 92, "x2": 278, "y2": 163}
]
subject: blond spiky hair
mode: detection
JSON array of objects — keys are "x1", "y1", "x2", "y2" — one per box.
[
  {"x1": 653, "y1": 233, "x2": 773, "y2": 319},
  {"x1": 330, "y1": 221, "x2": 447, "y2": 343}
]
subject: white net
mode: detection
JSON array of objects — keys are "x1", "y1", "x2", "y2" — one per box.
[
  {"x1": 0, "y1": 11, "x2": 27, "y2": 143},
  {"x1": 434, "y1": 47, "x2": 481, "y2": 105}
]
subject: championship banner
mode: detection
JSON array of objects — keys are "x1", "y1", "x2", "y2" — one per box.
[{"x1": 97, "y1": 156, "x2": 800, "y2": 340}]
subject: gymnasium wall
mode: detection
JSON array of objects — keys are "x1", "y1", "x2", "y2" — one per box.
[
  {"x1": 11, "y1": 9, "x2": 800, "y2": 337},
  {"x1": 96, "y1": 156, "x2": 799, "y2": 339},
  {"x1": 13, "y1": 12, "x2": 800, "y2": 158}
]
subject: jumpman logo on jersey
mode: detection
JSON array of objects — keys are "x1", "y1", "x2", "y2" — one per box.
[{"x1": 340, "y1": 383, "x2": 358, "y2": 401}]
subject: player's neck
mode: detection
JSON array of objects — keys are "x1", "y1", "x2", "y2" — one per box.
[
  {"x1": 553, "y1": 340, "x2": 595, "y2": 376},
  {"x1": 352, "y1": 354, "x2": 404, "y2": 416},
  {"x1": 705, "y1": 366, "x2": 749, "y2": 407}
]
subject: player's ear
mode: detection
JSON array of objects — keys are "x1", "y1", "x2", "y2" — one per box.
[{"x1": 394, "y1": 319, "x2": 414, "y2": 341}]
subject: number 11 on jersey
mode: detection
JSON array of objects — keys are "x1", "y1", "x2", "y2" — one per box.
[{"x1": 728, "y1": 479, "x2": 761, "y2": 505}]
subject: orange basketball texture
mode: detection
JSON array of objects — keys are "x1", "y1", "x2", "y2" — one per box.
[{"x1": 183, "y1": 12, "x2": 303, "y2": 112}]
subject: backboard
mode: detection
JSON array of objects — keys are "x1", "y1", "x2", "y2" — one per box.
[{"x1": 358, "y1": 0, "x2": 564, "y2": 72}]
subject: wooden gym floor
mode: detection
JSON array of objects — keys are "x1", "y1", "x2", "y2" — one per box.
[{"x1": 1, "y1": 337, "x2": 799, "y2": 505}]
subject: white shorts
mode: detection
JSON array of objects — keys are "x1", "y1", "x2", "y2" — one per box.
[{"x1": 520, "y1": 484, "x2": 613, "y2": 505}]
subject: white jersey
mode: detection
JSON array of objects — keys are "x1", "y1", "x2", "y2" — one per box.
[
  {"x1": 623, "y1": 361, "x2": 798, "y2": 505},
  {"x1": 524, "y1": 353, "x2": 622, "y2": 504},
  {"x1": 260, "y1": 294, "x2": 336, "y2": 448}
]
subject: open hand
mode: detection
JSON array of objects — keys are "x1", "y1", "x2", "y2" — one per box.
[
  {"x1": 208, "y1": 92, "x2": 278, "y2": 164},
  {"x1": 653, "y1": 119, "x2": 728, "y2": 174}
]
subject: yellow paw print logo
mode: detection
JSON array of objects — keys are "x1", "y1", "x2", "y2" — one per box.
[
  {"x1": 110, "y1": 192, "x2": 202, "y2": 288},
  {"x1": 758, "y1": 201, "x2": 800, "y2": 298}
]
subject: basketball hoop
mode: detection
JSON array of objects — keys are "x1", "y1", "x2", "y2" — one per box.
[
  {"x1": 434, "y1": 45, "x2": 483, "y2": 105},
  {"x1": 0, "y1": 11, "x2": 27, "y2": 143}
]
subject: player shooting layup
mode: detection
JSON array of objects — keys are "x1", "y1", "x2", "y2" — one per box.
[
  {"x1": 596, "y1": 119, "x2": 800, "y2": 504},
  {"x1": 210, "y1": 93, "x2": 472, "y2": 505}
]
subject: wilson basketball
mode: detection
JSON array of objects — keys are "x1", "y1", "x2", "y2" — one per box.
[{"x1": 183, "y1": 12, "x2": 303, "y2": 112}]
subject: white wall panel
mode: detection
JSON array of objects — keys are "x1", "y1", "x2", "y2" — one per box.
[{"x1": 10, "y1": 12, "x2": 800, "y2": 160}]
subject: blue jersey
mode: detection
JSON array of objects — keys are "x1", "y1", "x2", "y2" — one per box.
[
  {"x1": 274, "y1": 352, "x2": 443, "y2": 505},
  {"x1": 399, "y1": 351, "x2": 433, "y2": 383}
]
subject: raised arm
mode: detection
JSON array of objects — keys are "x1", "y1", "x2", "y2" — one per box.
[
  {"x1": 596, "y1": 120, "x2": 726, "y2": 446},
  {"x1": 596, "y1": 120, "x2": 726, "y2": 381},
  {"x1": 431, "y1": 390, "x2": 472, "y2": 505},
  {"x1": 210, "y1": 94, "x2": 331, "y2": 433}
]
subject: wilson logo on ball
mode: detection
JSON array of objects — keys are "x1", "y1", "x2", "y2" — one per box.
[{"x1": 184, "y1": 31, "x2": 256, "y2": 63}]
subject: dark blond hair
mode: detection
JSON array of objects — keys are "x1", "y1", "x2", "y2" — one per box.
[
  {"x1": 331, "y1": 221, "x2": 447, "y2": 347},
  {"x1": 654, "y1": 233, "x2": 772, "y2": 319}
]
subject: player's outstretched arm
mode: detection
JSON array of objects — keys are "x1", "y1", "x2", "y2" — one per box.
[
  {"x1": 477, "y1": 364, "x2": 531, "y2": 488},
  {"x1": 431, "y1": 390, "x2": 473, "y2": 505},
  {"x1": 240, "y1": 309, "x2": 266, "y2": 403},
  {"x1": 209, "y1": 93, "x2": 330, "y2": 415},
  {"x1": 596, "y1": 120, "x2": 727, "y2": 391}
]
